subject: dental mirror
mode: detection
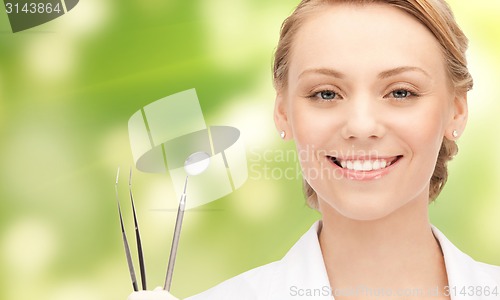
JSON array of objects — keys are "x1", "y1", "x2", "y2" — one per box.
[
  {"x1": 184, "y1": 151, "x2": 210, "y2": 176},
  {"x1": 164, "y1": 151, "x2": 211, "y2": 291}
]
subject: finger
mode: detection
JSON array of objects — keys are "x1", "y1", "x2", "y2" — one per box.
[{"x1": 126, "y1": 291, "x2": 141, "y2": 300}]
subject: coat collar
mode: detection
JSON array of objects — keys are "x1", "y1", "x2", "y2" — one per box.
[
  {"x1": 431, "y1": 225, "x2": 500, "y2": 299},
  {"x1": 274, "y1": 221, "x2": 499, "y2": 299},
  {"x1": 270, "y1": 221, "x2": 332, "y2": 298}
]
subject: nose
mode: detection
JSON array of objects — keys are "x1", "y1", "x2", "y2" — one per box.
[{"x1": 340, "y1": 96, "x2": 384, "y2": 141}]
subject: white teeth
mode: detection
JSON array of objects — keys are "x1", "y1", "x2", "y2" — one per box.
[
  {"x1": 381, "y1": 160, "x2": 387, "y2": 168},
  {"x1": 353, "y1": 161, "x2": 363, "y2": 171},
  {"x1": 362, "y1": 161, "x2": 371, "y2": 171},
  {"x1": 335, "y1": 158, "x2": 395, "y2": 171}
]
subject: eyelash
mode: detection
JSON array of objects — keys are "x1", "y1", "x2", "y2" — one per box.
[
  {"x1": 386, "y1": 88, "x2": 420, "y2": 100},
  {"x1": 306, "y1": 88, "x2": 420, "y2": 102},
  {"x1": 307, "y1": 89, "x2": 342, "y2": 102}
]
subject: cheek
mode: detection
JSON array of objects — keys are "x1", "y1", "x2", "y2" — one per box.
[
  {"x1": 290, "y1": 102, "x2": 337, "y2": 150},
  {"x1": 400, "y1": 101, "x2": 449, "y2": 154},
  {"x1": 289, "y1": 103, "x2": 347, "y2": 189},
  {"x1": 288, "y1": 102, "x2": 333, "y2": 178},
  {"x1": 394, "y1": 99, "x2": 451, "y2": 193}
]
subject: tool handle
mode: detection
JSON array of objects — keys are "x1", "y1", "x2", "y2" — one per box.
[{"x1": 163, "y1": 193, "x2": 186, "y2": 291}]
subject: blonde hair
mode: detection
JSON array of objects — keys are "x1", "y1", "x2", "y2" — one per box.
[{"x1": 272, "y1": 0, "x2": 473, "y2": 209}]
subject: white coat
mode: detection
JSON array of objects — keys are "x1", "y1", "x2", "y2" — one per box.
[{"x1": 186, "y1": 221, "x2": 500, "y2": 300}]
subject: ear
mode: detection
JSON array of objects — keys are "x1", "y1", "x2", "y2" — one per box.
[
  {"x1": 446, "y1": 92, "x2": 468, "y2": 140},
  {"x1": 274, "y1": 90, "x2": 293, "y2": 140}
]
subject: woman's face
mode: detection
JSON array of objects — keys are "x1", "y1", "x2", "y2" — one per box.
[{"x1": 275, "y1": 4, "x2": 467, "y2": 220}]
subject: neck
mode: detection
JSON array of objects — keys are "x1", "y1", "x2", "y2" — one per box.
[{"x1": 318, "y1": 196, "x2": 449, "y2": 298}]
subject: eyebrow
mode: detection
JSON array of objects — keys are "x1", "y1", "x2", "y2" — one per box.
[
  {"x1": 378, "y1": 66, "x2": 431, "y2": 79},
  {"x1": 298, "y1": 66, "x2": 431, "y2": 80},
  {"x1": 299, "y1": 68, "x2": 345, "y2": 79}
]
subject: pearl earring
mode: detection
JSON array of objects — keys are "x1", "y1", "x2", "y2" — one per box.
[
  {"x1": 280, "y1": 130, "x2": 286, "y2": 139},
  {"x1": 452, "y1": 130, "x2": 459, "y2": 138}
]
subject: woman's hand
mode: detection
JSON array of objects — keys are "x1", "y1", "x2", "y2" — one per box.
[{"x1": 127, "y1": 287, "x2": 180, "y2": 300}]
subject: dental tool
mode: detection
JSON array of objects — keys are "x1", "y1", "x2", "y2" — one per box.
[
  {"x1": 115, "y1": 151, "x2": 210, "y2": 292},
  {"x1": 164, "y1": 151, "x2": 210, "y2": 291},
  {"x1": 115, "y1": 167, "x2": 147, "y2": 291},
  {"x1": 129, "y1": 168, "x2": 147, "y2": 290},
  {"x1": 115, "y1": 167, "x2": 139, "y2": 292}
]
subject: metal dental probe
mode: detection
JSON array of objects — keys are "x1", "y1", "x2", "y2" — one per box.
[
  {"x1": 115, "y1": 167, "x2": 138, "y2": 291},
  {"x1": 164, "y1": 175, "x2": 188, "y2": 292},
  {"x1": 129, "y1": 168, "x2": 147, "y2": 290}
]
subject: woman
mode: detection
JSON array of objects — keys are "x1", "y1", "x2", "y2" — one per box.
[{"x1": 129, "y1": 0, "x2": 500, "y2": 299}]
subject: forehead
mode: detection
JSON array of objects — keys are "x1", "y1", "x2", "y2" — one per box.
[{"x1": 288, "y1": 3, "x2": 446, "y2": 81}]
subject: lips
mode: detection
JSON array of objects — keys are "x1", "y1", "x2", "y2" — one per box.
[{"x1": 327, "y1": 156, "x2": 402, "y2": 171}]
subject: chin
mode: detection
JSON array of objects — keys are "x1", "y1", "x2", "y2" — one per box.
[{"x1": 319, "y1": 194, "x2": 409, "y2": 222}]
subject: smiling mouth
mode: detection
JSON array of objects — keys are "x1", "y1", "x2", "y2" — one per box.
[{"x1": 327, "y1": 156, "x2": 402, "y2": 171}]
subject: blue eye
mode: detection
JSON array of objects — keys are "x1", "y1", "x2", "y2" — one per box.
[
  {"x1": 319, "y1": 91, "x2": 336, "y2": 100},
  {"x1": 309, "y1": 90, "x2": 338, "y2": 101},
  {"x1": 391, "y1": 89, "x2": 413, "y2": 99}
]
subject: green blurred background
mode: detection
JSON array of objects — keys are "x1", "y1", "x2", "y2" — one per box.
[{"x1": 0, "y1": 0, "x2": 498, "y2": 299}]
